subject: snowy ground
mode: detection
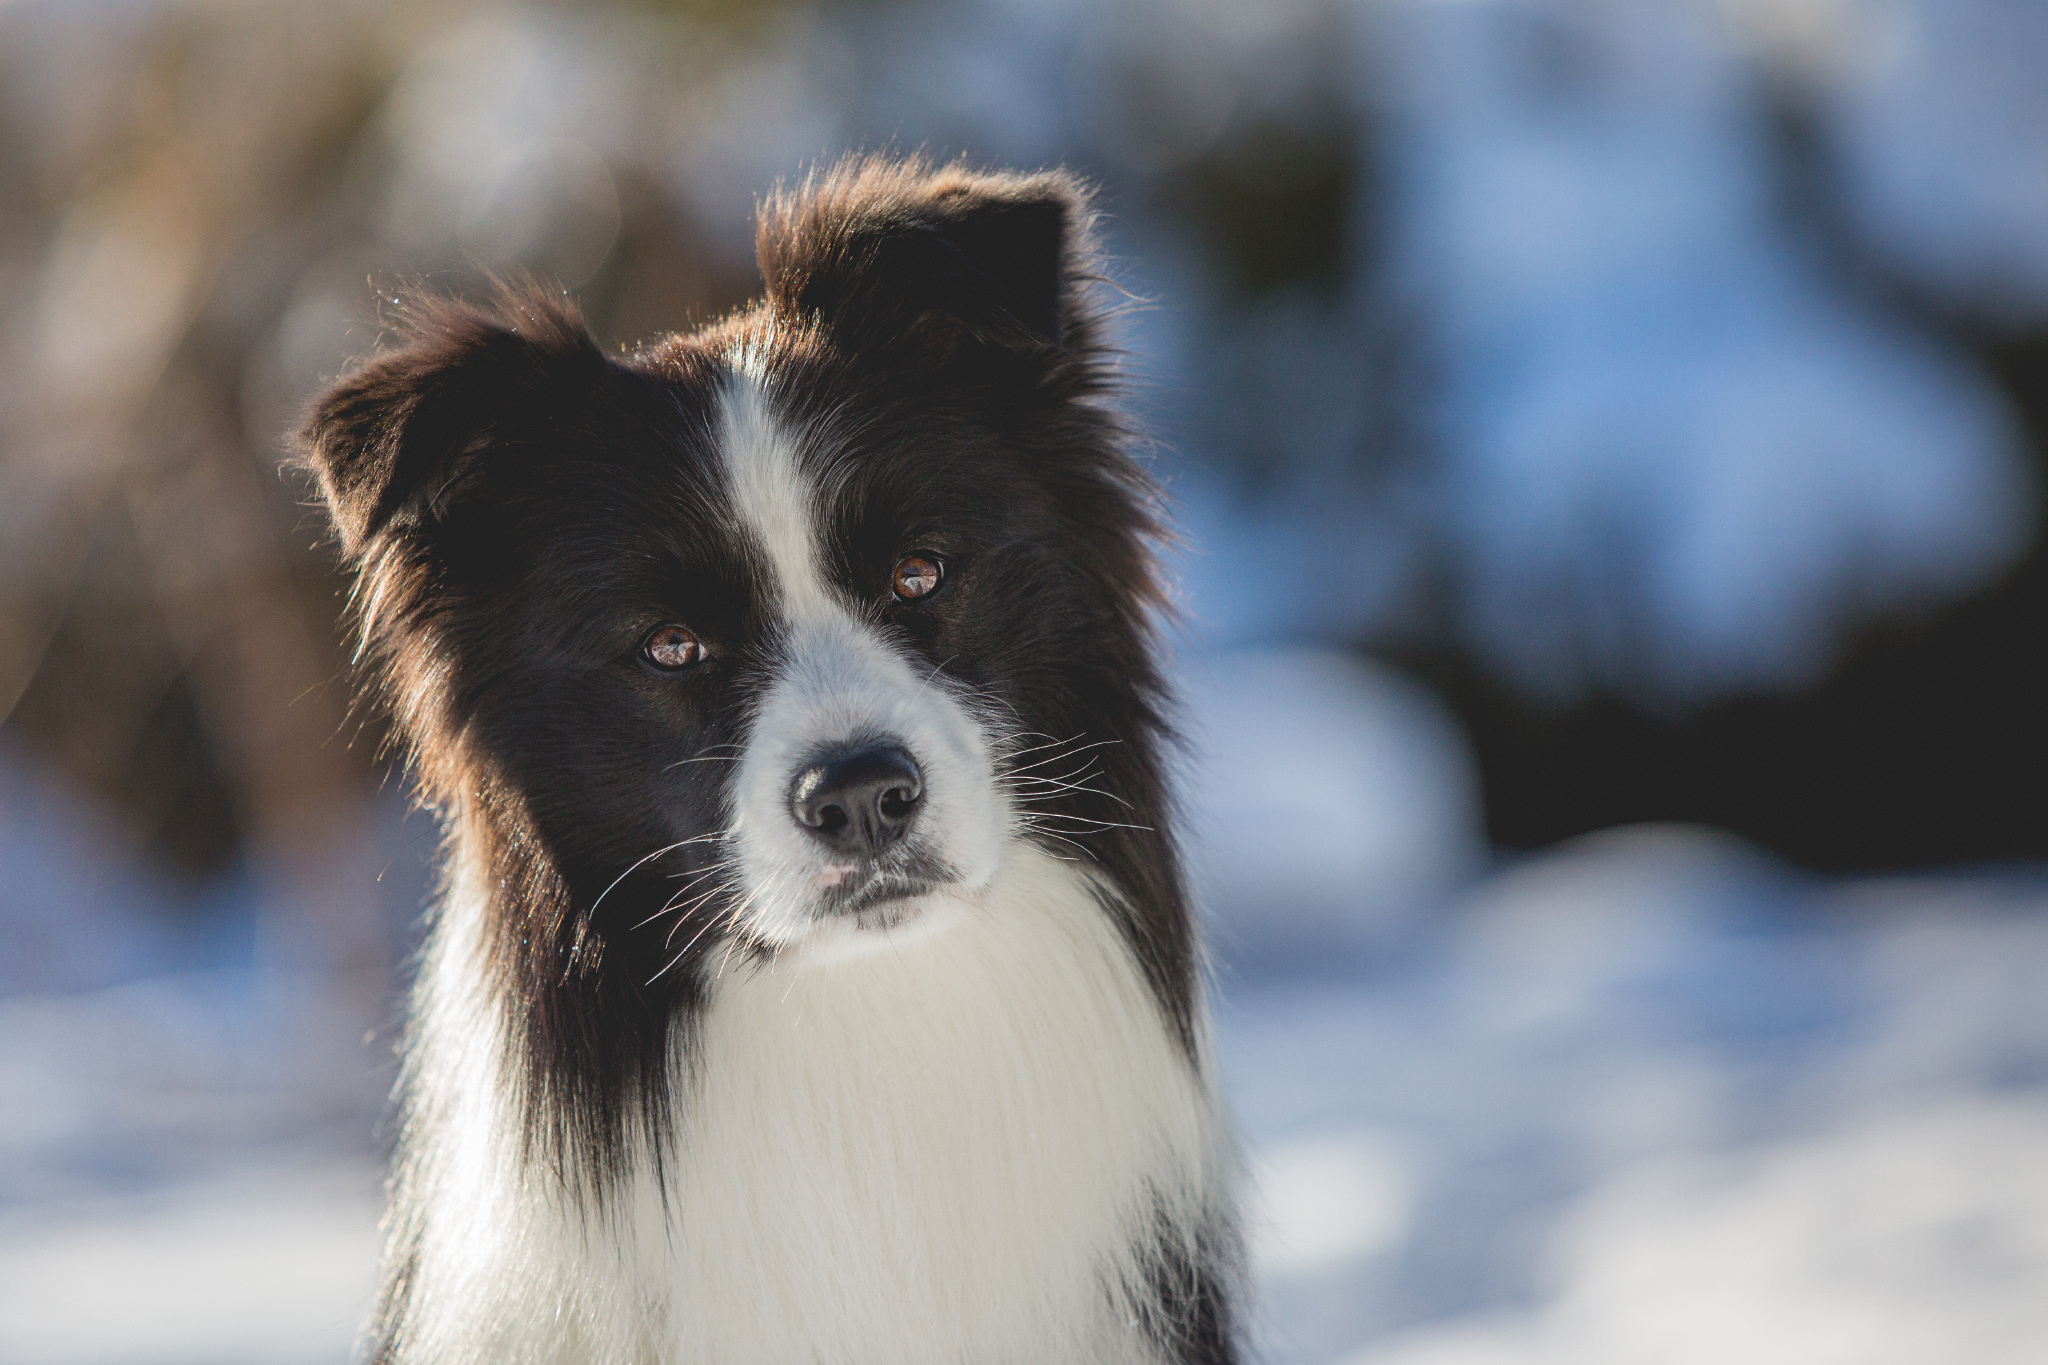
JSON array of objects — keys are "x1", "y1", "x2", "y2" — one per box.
[
  {"x1": 1233, "y1": 830, "x2": 2048, "y2": 1365},
  {"x1": 5, "y1": 658, "x2": 2048, "y2": 1363}
]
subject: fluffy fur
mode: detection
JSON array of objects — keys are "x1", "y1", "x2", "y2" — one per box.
[{"x1": 297, "y1": 157, "x2": 1240, "y2": 1364}]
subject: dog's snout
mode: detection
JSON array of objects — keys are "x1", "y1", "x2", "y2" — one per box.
[{"x1": 790, "y1": 744, "x2": 924, "y2": 857}]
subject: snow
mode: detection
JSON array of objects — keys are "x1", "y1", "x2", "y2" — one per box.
[
  {"x1": 0, "y1": 1165, "x2": 381, "y2": 1365},
  {"x1": 1228, "y1": 827, "x2": 2048, "y2": 1364},
  {"x1": 1176, "y1": 648, "x2": 1484, "y2": 960},
  {"x1": 1252, "y1": 1128, "x2": 1419, "y2": 1276},
  {"x1": 1347, "y1": 1098, "x2": 2048, "y2": 1365}
]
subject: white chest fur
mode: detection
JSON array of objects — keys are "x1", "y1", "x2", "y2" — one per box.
[{"x1": 397, "y1": 846, "x2": 1222, "y2": 1365}]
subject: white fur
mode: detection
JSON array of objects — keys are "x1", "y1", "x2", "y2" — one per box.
[
  {"x1": 395, "y1": 846, "x2": 1223, "y2": 1364},
  {"x1": 716, "y1": 351, "x2": 832, "y2": 625},
  {"x1": 662, "y1": 847, "x2": 1220, "y2": 1362},
  {"x1": 386, "y1": 851, "x2": 666, "y2": 1365}
]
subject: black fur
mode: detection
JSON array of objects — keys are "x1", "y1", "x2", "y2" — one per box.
[{"x1": 298, "y1": 156, "x2": 1230, "y2": 1363}]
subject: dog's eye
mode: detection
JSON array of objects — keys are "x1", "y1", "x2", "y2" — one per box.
[
  {"x1": 641, "y1": 624, "x2": 706, "y2": 671},
  {"x1": 892, "y1": 555, "x2": 943, "y2": 601}
]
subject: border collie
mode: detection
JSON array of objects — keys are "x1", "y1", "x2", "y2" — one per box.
[{"x1": 298, "y1": 157, "x2": 1241, "y2": 1364}]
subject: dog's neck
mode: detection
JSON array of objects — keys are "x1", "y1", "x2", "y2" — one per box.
[{"x1": 399, "y1": 837, "x2": 1226, "y2": 1364}]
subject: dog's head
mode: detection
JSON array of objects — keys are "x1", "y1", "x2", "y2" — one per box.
[{"x1": 298, "y1": 160, "x2": 1181, "y2": 1005}]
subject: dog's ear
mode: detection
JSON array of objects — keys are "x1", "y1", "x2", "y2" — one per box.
[
  {"x1": 294, "y1": 292, "x2": 600, "y2": 558},
  {"x1": 756, "y1": 158, "x2": 1092, "y2": 356}
]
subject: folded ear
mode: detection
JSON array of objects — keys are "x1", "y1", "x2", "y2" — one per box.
[
  {"x1": 294, "y1": 291, "x2": 601, "y2": 558},
  {"x1": 756, "y1": 157, "x2": 1093, "y2": 356}
]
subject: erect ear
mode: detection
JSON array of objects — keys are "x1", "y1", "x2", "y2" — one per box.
[
  {"x1": 293, "y1": 291, "x2": 601, "y2": 558},
  {"x1": 756, "y1": 157, "x2": 1093, "y2": 355}
]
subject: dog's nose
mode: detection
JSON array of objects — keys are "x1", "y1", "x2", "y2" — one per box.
[{"x1": 789, "y1": 744, "x2": 924, "y2": 857}]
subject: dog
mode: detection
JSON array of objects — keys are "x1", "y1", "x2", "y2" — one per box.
[{"x1": 297, "y1": 157, "x2": 1241, "y2": 1364}]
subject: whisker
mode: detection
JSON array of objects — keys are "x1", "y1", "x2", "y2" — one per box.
[
  {"x1": 632, "y1": 863, "x2": 734, "y2": 930},
  {"x1": 590, "y1": 839, "x2": 696, "y2": 919},
  {"x1": 664, "y1": 857, "x2": 737, "y2": 889},
  {"x1": 1024, "y1": 813, "x2": 1154, "y2": 833},
  {"x1": 650, "y1": 887, "x2": 753, "y2": 986},
  {"x1": 663, "y1": 741, "x2": 745, "y2": 772},
  {"x1": 1000, "y1": 738, "x2": 1121, "y2": 776},
  {"x1": 996, "y1": 732, "x2": 1067, "y2": 756},
  {"x1": 1017, "y1": 824, "x2": 1101, "y2": 862},
  {"x1": 1014, "y1": 763, "x2": 1153, "y2": 825},
  {"x1": 713, "y1": 898, "x2": 762, "y2": 983},
  {"x1": 1001, "y1": 751, "x2": 1138, "y2": 810},
  {"x1": 987, "y1": 732, "x2": 1089, "y2": 765},
  {"x1": 663, "y1": 869, "x2": 738, "y2": 917},
  {"x1": 666, "y1": 897, "x2": 734, "y2": 954},
  {"x1": 911, "y1": 654, "x2": 960, "y2": 706}
]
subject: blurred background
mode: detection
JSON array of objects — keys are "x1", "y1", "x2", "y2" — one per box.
[{"x1": 3, "y1": 0, "x2": 2047, "y2": 1361}]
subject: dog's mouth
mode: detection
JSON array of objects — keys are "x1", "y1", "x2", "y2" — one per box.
[{"x1": 806, "y1": 845, "x2": 957, "y2": 922}]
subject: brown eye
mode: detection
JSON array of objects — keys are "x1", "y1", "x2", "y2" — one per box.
[
  {"x1": 892, "y1": 555, "x2": 943, "y2": 601},
  {"x1": 642, "y1": 624, "x2": 706, "y2": 671}
]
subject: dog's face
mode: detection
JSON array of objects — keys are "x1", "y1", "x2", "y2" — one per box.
[{"x1": 299, "y1": 163, "x2": 1174, "y2": 988}]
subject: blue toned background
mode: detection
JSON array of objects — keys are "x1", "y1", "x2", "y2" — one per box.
[{"x1": 4, "y1": 1, "x2": 2048, "y2": 1361}]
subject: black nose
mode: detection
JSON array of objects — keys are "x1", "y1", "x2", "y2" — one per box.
[{"x1": 789, "y1": 744, "x2": 924, "y2": 857}]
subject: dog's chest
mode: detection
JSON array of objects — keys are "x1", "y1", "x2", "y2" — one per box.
[{"x1": 635, "y1": 854, "x2": 1212, "y2": 1364}]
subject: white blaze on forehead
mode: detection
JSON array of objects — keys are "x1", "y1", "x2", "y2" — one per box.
[{"x1": 716, "y1": 354, "x2": 835, "y2": 623}]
